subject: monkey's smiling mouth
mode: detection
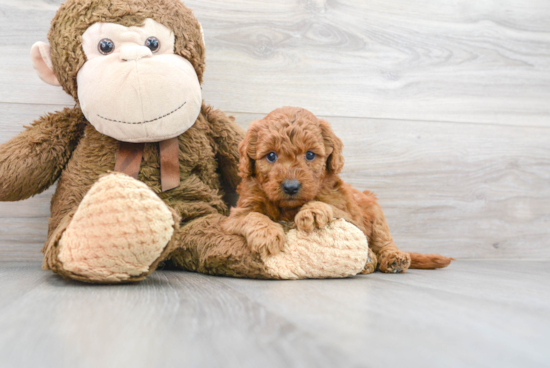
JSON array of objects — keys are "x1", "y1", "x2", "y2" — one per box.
[{"x1": 97, "y1": 101, "x2": 186, "y2": 125}]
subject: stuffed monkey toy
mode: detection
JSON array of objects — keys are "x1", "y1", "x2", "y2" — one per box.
[{"x1": 0, "y1": 0, "x2": 373, "y2": 283}]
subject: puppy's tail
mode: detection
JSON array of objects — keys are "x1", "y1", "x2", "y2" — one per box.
[{"x1": 407, "y1": 252, "x2": 455, "y2": 269}]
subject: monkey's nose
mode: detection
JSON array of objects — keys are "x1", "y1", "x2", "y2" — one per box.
[
  {"x1": 119, "y1": 46, "x2": 153, "y2": 61},
  {"x1": 282, "y1": 179, "x2": 301, "y2": 196}
]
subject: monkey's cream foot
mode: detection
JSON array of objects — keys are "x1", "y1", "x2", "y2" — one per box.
[
  {"x1": 263, "y1": 219, "x2": 369, "y2": 279},
  {"x1": 361, "y1": 248, "x2": 378, "y2": 275},
  {"x1": 57, "y1": 173, "x2": 176, "y2": 282},
  {"x1": 377, "y1": 249, "x2": 411, "y2": 273}
]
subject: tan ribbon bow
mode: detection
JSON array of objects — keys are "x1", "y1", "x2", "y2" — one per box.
[{"x1": 114, "y1": 137, "x2": 180, "y2": 192}]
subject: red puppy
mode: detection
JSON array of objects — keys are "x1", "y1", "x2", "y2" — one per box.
[{"x1": 223, "y1": 107, "x2": 453, "y2": 273}]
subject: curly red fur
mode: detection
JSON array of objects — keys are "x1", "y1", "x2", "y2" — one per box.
[{"x1": 224, "y1": 107, "x2": 454, "y2": 272}]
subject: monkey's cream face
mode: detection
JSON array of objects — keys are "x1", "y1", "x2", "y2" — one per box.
[{"x1": 76, "y1": 19, "x2": 202, "y2": 143}]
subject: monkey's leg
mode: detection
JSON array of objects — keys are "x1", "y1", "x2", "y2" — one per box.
[
  {"x1": 168, "y1": 216, "x2": 370, "y2": 280},
  {"x1": 42, "y1": 173, "x2": 179, "y2": 283},
  {"x1": 167, "y1": 214, "x2": 277, "y2": 279}
]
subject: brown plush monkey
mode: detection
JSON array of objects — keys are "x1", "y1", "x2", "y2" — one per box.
[{"x1": 0, "y1": 0, "x2": 371, "y2": 283}]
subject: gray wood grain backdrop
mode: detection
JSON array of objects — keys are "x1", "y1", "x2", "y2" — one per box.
[{"x1": 0, "y1": 0, "x2": 549, "y2": 261}]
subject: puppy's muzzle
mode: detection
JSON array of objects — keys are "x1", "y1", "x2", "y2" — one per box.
[{"x1": 282, "y1": 179, "x2": 301, "y2": 196}]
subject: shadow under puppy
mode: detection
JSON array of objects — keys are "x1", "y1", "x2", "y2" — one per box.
[{"x1": 223, "y1": 107, "x2": 453, "y2": 273}]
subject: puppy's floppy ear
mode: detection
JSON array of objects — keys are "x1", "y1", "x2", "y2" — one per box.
[
  {"x1": 238, "y1": 123, "x2": 258, "y2": 178},
  {"x1": 319, "y1": 119, "x2": 344, "y2": 174}
]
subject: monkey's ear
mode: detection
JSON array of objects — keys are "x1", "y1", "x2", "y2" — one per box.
[{"x1": 30, "y1": 42, "x2": 61, "y2": 86}]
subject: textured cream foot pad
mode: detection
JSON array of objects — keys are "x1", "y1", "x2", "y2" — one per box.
[
  {"x1": 263, "y1": 219, "x2": 369, "y2": 279},
  {"x1": 58, "y1": 173, "x2": 175, "y2": 281}
]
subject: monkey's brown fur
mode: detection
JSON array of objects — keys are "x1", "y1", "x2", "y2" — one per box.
[
  {"x1": 224, "y1": 107, "x2": 453, "y2": 272},
  {"x1": 0, "y1": 0, "x2": 279, "y2": 282}
]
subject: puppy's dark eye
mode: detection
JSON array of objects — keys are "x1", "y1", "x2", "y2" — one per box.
[
  {"x1": 145, "y1": 37, "x2": 160, "y2": 53},
  {"x1": 98, "y1": 39, "x2": 115, "y2": 55},
  {"x1": 266, "y1": 152, "x2": 278, "y2": 163},
  {"x1": 305, "y1": 151, "x2": 316, "y2": 161}
]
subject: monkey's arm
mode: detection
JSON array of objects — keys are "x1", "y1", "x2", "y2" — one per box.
[
  {"x1": 202, "y1": 104, "x2": 245, "y2": 192},
  {"x1": 0, "y1": 107, "x2": 85, "y2": 201}
]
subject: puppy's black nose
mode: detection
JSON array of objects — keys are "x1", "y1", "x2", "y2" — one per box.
[{"x1": 282, "y1": 179, "x2": 301, "y2": 195}]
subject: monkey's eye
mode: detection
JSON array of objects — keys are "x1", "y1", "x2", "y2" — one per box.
[
  {"x1": 266, "y1": 152, "x2": 278, "y2": 163},
  {"x1": 98, "y1": 39, "x2": 115, "y2": 55},
  {"x1": 305, "y1": 151, "x2": 316, "y2": 161},
  {"x1": 145, "y1": 37, "x2": 161, "y2": 53}
]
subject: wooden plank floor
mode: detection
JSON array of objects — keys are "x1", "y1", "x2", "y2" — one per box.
[{"x1": 0, "y1": 260, "x2": 548, "y2": 368}]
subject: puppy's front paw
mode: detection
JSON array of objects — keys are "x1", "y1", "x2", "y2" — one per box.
[
  {"x1": 246, "y1": 223, "x2": 286, "y2": 258},
  {"x1": 377, "y1": 250, "x2": 411, "y2": 273},
  {"x1": 295, "y1": 202, "x2": 334, "y2": 231}
]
